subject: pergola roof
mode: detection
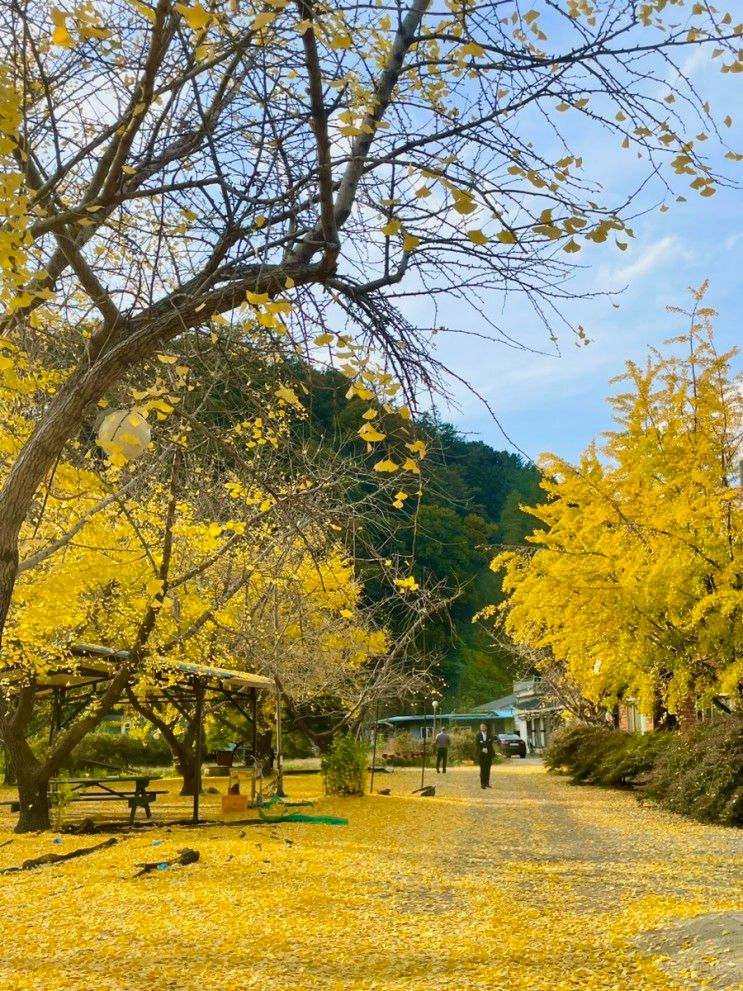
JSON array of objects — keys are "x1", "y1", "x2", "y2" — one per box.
[{"x1": 4, "y1": 642, "x2": 273, "y2": 694}]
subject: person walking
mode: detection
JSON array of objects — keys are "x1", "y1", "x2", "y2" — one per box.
[
  {"x1": 434, "y1": 726, "x2": 451, "y2": 774},
  {"x1": 475, "y1": 722, "x2": 495, "y2": 789}
]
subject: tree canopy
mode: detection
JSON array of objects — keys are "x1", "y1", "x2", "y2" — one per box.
[
  {"x1": 0, "y1": 0, "x2": 741, "y2": 651},
  {"x1": 486, "y1": 287, "x2": 743, "y2": 718}
]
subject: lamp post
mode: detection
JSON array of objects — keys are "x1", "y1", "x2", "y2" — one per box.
[
  {"x1": 432, "y1": 699, "x2": 439, "y2": 742},
  {"x1": 97, "y1": 409, "x2": 150, "y2": 461}
]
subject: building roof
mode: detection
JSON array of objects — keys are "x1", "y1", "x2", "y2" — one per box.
[
  {"x1": 471, "y1": 693, "x2": 515, "y2": 713},
  {"x1": 514, "y1": 697, "x2": 562, "y2": 714},
  {"x1": 379, "y1": 708, "x2": 513, "y2": 726}
]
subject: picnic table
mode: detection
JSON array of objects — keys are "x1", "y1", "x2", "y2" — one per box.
[{"x1": 48, "y1": 775, "x2": 165, "y2": 824}]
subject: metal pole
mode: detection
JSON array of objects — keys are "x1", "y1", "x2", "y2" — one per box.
[
  {"x1": 420, "y1": 694, "x2": 427, "y2": 790},
  {"x1": 192, "y1": 678, "x2": 204, "y2": 825},
  {"x1": 369, "y1": 699, "x2": 380, "y2": 794},
  {"x1": 275, "y1": 686, "x2": 285, "y2": 798},
  {"x1": 251, "y1": 688, "x2": 258, "y2": 806}
]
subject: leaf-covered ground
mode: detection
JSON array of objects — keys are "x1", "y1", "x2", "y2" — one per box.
[{"x1": 0, "y1": 762, "x2": 741, "y2": 991}]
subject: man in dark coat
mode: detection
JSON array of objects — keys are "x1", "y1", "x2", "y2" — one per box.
[{"x1": 475, "y1": 722, "x2": 495, "y2": 789}]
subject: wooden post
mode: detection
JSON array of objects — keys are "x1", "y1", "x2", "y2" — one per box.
[
  {"x1": 275, "y1": 686, "x2": 285, "y2": 798},
  {"x1": 251, "y1": 688, "x2": 258, "y2": 806},
  {"x1": 369, "y1": 699, "x2": 380, "y2": 794}
]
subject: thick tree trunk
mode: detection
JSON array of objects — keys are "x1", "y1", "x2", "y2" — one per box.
[
  {"x1": 2, "y1": 742, "x2": 16, "y2": 785},
  {"x1": 176, "y1": 750, "x2": 201, "y2": 797},
  {"x1": 5, "y1": 731, "x2": 51, "y2": 833},
  {"x1": 15, "y1": 769, "x2": 52, "y2": 833}
]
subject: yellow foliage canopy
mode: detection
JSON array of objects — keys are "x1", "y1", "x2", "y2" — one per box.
[{"x1": 488, "y1": 295, "x2": 742, "y2": 714}]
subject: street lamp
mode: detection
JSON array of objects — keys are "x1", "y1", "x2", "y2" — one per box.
[
  {"x1": 97, "y1": 409, "x2": 151, "y2": 461},
  {"x1": 432, "y1": 699, "x2": 439, "y2": 741},
  {"x1": 420, "y1": 692, "x2": 428, "y2": 790}
]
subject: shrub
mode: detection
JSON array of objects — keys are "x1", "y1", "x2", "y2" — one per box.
[
  {"x1": 380, "y1": 728, "x2": 490, "y2": 766},
  {"x1": 321, "y1": 734, "x2": 368, "y2": 796},
  {"x1": 544, "y1": 724, "x2": 616, "y2": 781},
  {"x1": 545, "y1": 716, "x2": 743, "y2": 826},
  {"x1": 379, "y1": 731, "x2": 427, "y2": 766},
  {"x1": 62, "y1": 732, "x2": 173, "y2": 773},
  {"x1": 447, "y1": 730, "x2": 482, "y2": 764},
  {"x1": 281, "y1": 730, "x2": 316, "y2": 759},
  {"x1": 644, "y1": 715, "x2": 743, "y2": 827}
]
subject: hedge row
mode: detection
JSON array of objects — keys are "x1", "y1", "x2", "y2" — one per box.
[
  {"x1": 544, "y1": 716, "x2": 743, "y2": 828},
  {"x1": 63, "y1": 732, "x2": 173, "y2": 772}
]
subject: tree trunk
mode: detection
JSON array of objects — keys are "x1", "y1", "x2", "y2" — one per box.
[
  {"x1": 678, "y1": 696, "x2": 698, "y2": 736},
  {"x1": 176, "y1": 750, "x2": 201, "y2": 797},
  {"x1": 2, "y1": 742, "x2": 16, "y2": 785},
  {"x1": 5, "y1": 731, "x2": 51, "y2": 833}
]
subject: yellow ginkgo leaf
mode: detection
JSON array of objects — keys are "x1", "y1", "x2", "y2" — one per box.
[
  {"x1": 373, "y1": 458, "x2": 399, "y2": 473},
  {"x1": 381, "y1": 219, "x2": 401, "y2": 237},
  {"x1": 459, "y1": 41, "x2": 486, "y2": 57},
  {"x1": 402, "y1": 234, "x2": 420, "y2": 252},
  {"x1": 359, "y1": 423, "x2": 387, "y2": 443},
  {"x1": 275, "y1": 385, "x2": 301, "y2": 406},
  {"x1": 52, "y1": 23, "x2": 75, "y2": 47},
  {"x1": 252, "y1": 12, "x2": 276, "y2": 31},
  {"x1": 467, "y1": 229, "x2": 489, "y2": 246},
  {"x1": 314, "y1": 333, "x2": 334, "y2": 346},
  {"x1": 176, "y1": 2, "x2": 210, "y2": 30}
]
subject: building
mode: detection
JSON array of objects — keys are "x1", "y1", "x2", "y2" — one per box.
[{"x1": 511, "y1": 678, "x2": 562, "y2": 752}]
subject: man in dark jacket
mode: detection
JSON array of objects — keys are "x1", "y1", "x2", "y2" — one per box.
[{"x1": 475, "y1": 722, "x2": 495, "y2": 789}]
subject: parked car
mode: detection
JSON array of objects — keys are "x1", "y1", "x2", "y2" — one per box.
[{"x1": 497, "y1": 733, "x2": 527, "y2": 758}]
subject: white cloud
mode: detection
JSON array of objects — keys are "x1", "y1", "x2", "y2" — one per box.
[{"x1": 610, "y1": 236, "x2": 692, "y2": 285}]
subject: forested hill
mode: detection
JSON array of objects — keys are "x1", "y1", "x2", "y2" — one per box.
[{"x1": 296, "y1": 368, "x2": 543, "y2": 706}]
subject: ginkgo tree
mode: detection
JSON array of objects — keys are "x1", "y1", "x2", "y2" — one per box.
[
  {"x1": 0, "y1": 321, "x2": 441, "y2": 829},
  {"x1": 485, "y1": 287, "x2": 742, "y2": 726},
  {"x1": 0, "y1": 0, "x2": 742, "y2": 671}
]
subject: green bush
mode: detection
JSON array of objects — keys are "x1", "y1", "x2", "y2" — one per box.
[
  {"x1": 321, "y1": 734, "x2": 368, "y2": 796},
  {"x1": 379, "y1": 728, "x2": 489, "y2": 766},
  {"x1": 281, "y1": 730, "x2": 316, "y2": 759},
  {"x1": 446, "y1": 729, "x2": 483, "y2": 764},
  {"x1": 545, "y1": 716, "x2": 743, "y2": 827},
  {"x1": 644, "y1": 715, "x2": 743, "y2": 827},
  {"x1": 545, "y1": 723, "x2": 674, "y2": 787},
  {"x1": 544, "y1": 724, "x2": 617, "y2": 781},
  {"x1": 62, "y1": 732, "x2": 173, "y2": 773},
  {"x1": 379, "y1": 731, "x2": 426, "y2": 766}
]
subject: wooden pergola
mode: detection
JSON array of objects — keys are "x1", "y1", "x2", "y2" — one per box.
[{"x1": 10, "y1": 642, "x2": 274, "y2": 823}]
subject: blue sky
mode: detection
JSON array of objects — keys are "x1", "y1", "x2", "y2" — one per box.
[{"x1": 428, "y1": 55, "x2": 743, "y2": 466}]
